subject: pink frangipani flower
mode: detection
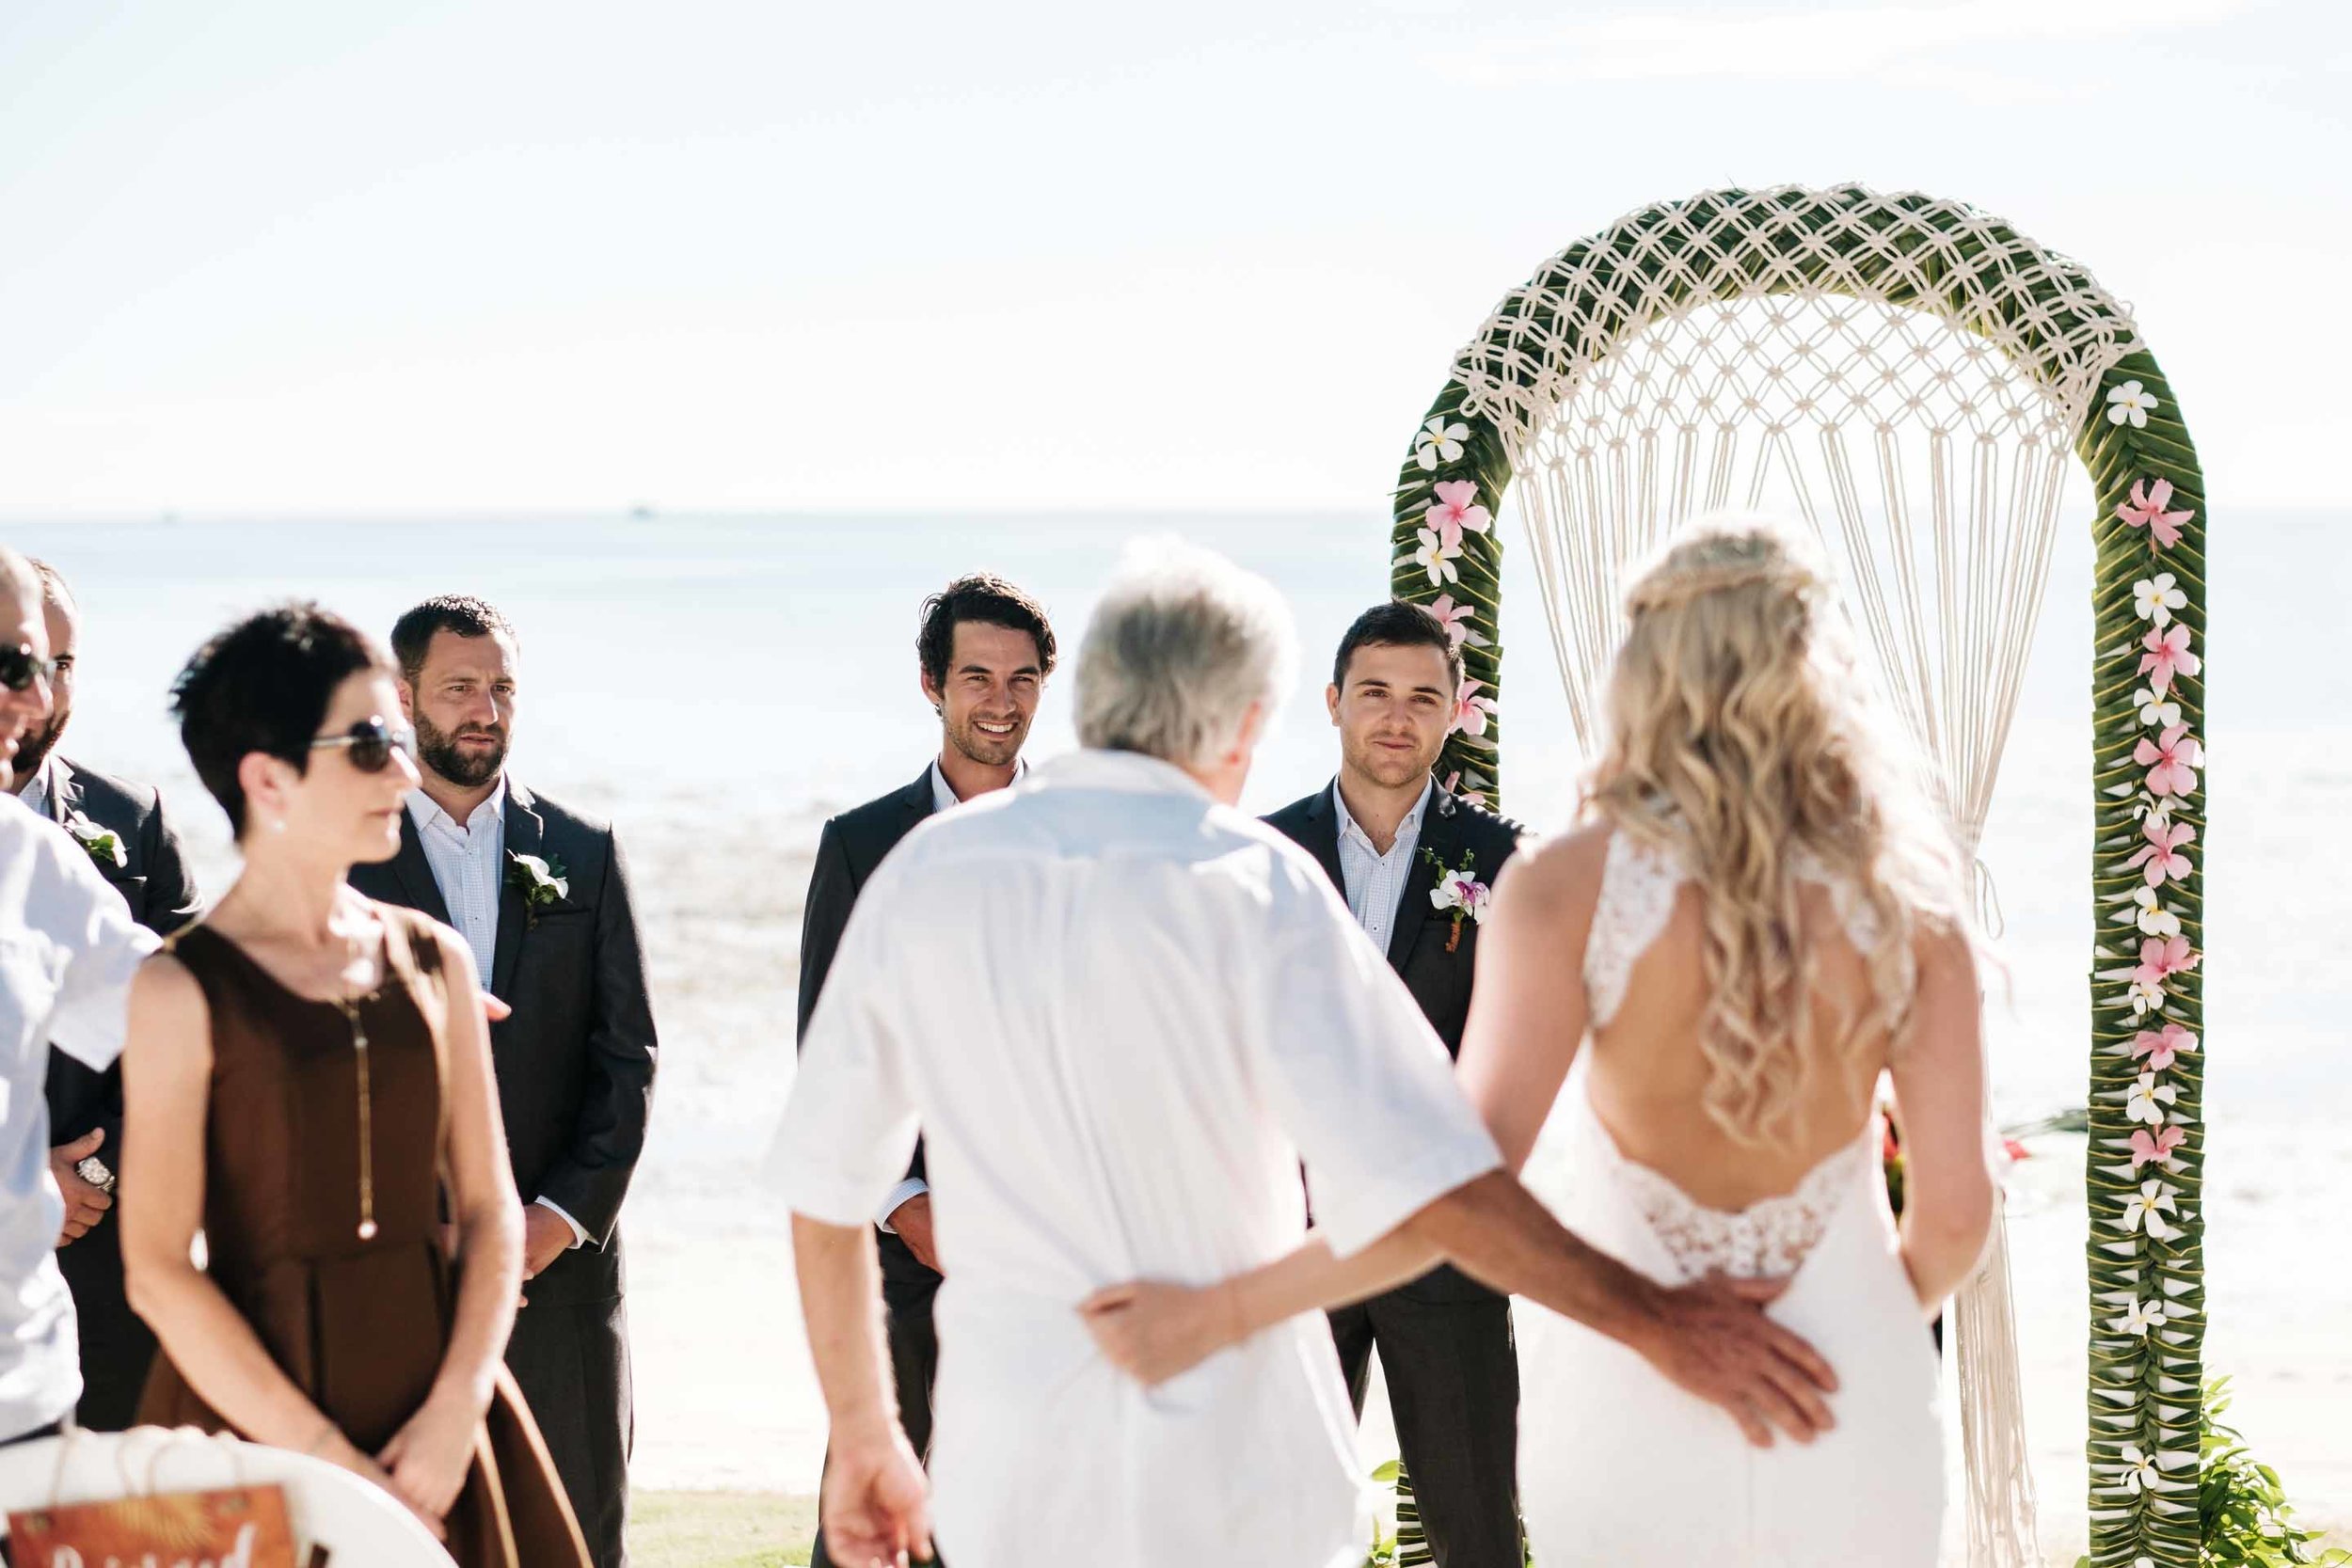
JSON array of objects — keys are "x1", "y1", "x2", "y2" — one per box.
[
  {"x1": 2124, "y1": 815, "x2": 2196, "y2": 888},
  {"x1": 2131, "y1": 1022, "x2": 2200, "y2": 1072},
  {"x1": 2134, "y1": 724, "x2": 2203, "y2": 800},
  {"x1": 1452, "y1": 677, "x2": 1498, "y2": 738},
  {"x1": 2129, "y1": 1124, "x2": 2185, "y2": 1170},
  {"x1": 2137, "y1": 623, "x2": 2201, "y2": 695},
  {"x1": 1426, "y1": 594, "x2": 1477, "y2": 651},
  {"x1": 1439, "y1": 770, "x2": 1488, "y2": 808},
  {"x1": 2116, "y1": 478, "x2": 2194, "y2": 551},
  {"x1": 2133, "y1": 934, "x2": 2200, "y2": 986},
  {"x1": 1425, "y1": 480, "x2": 1492, "y2": 538}
]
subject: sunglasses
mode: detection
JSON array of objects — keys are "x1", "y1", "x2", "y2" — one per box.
[
  {"x1": 310, "y1": 716, "x2": 418, "y2": 774},
  {"x1": 0, "y1": 642, "x2": 60, "y2": 694}
]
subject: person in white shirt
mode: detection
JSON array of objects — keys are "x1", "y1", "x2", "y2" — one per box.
[
  {"x1": 770, "y1": 540, "x2": 1836, "y2": 1568},
  {"x1": 0, "y1": 545, "x2": 160, "y2": 1446}
]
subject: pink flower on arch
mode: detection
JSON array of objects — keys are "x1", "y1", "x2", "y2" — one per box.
[
  {"x1": 2137, "y1": 624, "x2": 2201, "y2": 695},
  {"x1": 2133, "y1": 934, "x2": 2200, "y2": 986},
  {"x1": 1440, "y1": 770, "x2": 1490, "y2": 809},
  {"x1": 2129, "y1": 1124, "x2": 2186, "y2": 1171},
  {"x1": 2134, "y1": 724, "x2": 2203, "y2": 800},
  {"x1": 2131, "y1": 1022, "x2": 2200, "y2": 1072},
  {"x1": 2124, "y1": 815, "x2": 2196, "y2": 888},
  {"x1": 1452, "y1": 677, "x2": 1498, "y2": 738},
  {"x1": 1425, "y1": 480, "x2": 1493, "y2": 539},
  {"x1": 2116, "y1": 478, "x2": 2194, "y2": 551},
  {"x1": 1426, "y1": 594, "x2": 1478, "y2": 651}
]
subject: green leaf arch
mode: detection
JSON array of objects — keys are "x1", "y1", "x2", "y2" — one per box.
[{"x1": 1387, "y1": 184, "x2": 2205, "y2": 1568}]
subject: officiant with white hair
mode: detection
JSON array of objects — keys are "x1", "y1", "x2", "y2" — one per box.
[{"x1": 770, "y1": 539, "x2": 1836, "y2": 1568}]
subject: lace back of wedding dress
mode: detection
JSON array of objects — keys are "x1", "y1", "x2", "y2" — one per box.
[{"x1": 1578, "y1": 828, "x2": 1883, "y2": 1284}]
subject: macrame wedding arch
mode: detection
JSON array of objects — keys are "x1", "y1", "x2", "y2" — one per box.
[{"x1": 1388, "y1": 185, "x2": 2207, "y2": 1568}]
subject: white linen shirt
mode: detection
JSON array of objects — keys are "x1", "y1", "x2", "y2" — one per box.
[
  {"x1": 1331, "y1": 776, "x2": 1434, "y2": 951},
  {"x1": 0, "y1": 794, "x2": 160, "y2": 1440},
  {"x1": 405, "y1": 777, "x2": 506, "y2": 990},
  {"x1": 769, "y1": 749, "x2": 1500, "y2": 1568}
]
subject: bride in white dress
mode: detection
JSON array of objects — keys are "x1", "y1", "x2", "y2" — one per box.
[
  {"x1": 1083, "y1": 516, "x2": 1994, "y2": 1565},
  {"x1": 1481, "y1": 516, "x2": 1994, "y2": 1564}
]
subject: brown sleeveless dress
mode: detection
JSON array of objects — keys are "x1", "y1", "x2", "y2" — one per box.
[{"x1": 137, "y1": 905, "x2": 591, "y2": 1568}]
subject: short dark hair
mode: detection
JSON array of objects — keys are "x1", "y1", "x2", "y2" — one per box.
[
  {"x1": 171, "y1": 603, "x2": 389, "y2": 836},
  {"x1": 1333, "y1": 600, "x2": 1462, "y2": 692},
  {"x1": 917, "y1": 574, "x2": 1057, "y2": 692},
  {"x1": 389, "y1": 594, "x2": 516, "y2": 684}
]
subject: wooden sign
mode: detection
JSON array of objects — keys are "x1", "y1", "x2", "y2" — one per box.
[{"x1": 7, "y1": 1484, "x2": 301, "y2": 1567}]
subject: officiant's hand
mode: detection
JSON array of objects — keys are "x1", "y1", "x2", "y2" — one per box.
[
  {"x1": 888, "y1": 1194, "x2": 943, "y2": 1275},
  {"x1": 821, "y1": 1419, "x2": 933, "y2": 1568},
  {"x1": 1079, "y1": 1279, "x2": 1244, "y2": 1386},
  {"x1": 49, "y1": 1129, "x2": 111, "y2": 1245},
  {"x1": 521, "y1": 1203, "x2": 576, "y2": 1279},
  {"x1": 1637, "y1": 1273, "x2": 1838, "y2": 1447}
]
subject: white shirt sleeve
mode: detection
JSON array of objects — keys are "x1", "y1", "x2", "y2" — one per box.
[
  {"x1": 534, "y1": 1196, "x2": 591, "y2": 1249},
  {"x1": 874, "y1": 1178, "x2": 930, "y2": 1231},
  {"x1": 1252, "y1": 859, "x2": 1502, "y2": 1259},
  {"x1": 40, "y1": 826, "x2": 162, "y2": 1071},
  {"x1": 766, "y1": 868, "x2": 922, "y2": 1228}
]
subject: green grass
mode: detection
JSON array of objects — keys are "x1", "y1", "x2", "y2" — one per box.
[{"x1": 629, "y1": 1491, "x2": 818, "y2": 1568}]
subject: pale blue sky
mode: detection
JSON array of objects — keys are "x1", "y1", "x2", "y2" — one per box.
[{"x1": 1, "y1": 0, "x2": 2342, "y2": 513}]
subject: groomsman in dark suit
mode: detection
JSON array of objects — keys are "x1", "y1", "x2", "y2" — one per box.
[
  {"x1": 349, "y1": 594, "x2": 657, "y2": 1568},
  {"x1": 796, "y1": 573, "x2": 1057, "y2": 1568},
  {"x1": 1264, "y1": 601, "x2": 1528, "y2": 1568},
  {"x1": 13, "y1": 561, "x2": 204, "y2": 1429}
]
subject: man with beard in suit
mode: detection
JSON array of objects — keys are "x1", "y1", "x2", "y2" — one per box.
[
  {"x1": 12, "y1": 560, "x2": 204, "y2": 1430},
  {"x1": 348, "y1": 594, "x2": 657, "y2": 1568},
  {"x1": 795, "y1": 573, "x2": 1056, "y2": 1568},
  {"x1": 1263, "y1": 600, "x2": 1529, "y2": 1568}
]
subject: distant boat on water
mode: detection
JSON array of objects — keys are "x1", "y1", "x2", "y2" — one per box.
[{"x1": 628, "y1": 502, "x2": 658, "y2": 521}]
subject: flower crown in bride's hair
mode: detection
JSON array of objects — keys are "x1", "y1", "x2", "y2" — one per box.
[{"x1": 1621, "y1": 519, "x2": 1831, "y2": 618}]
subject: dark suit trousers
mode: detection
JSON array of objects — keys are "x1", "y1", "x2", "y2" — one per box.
[
  {"x1": 57, "y1": 1218, "x2": 156, "y2": 1431},
  {"x1": 505, "y1": 1290, "x2": 633, "y2": 1568},
  {"x1": 810, "y1": 1274, "x2": 942, "y2": 1568},
  {"x1": 1330, "y1": 1283, "x2": 1521, "y2": 1568}
]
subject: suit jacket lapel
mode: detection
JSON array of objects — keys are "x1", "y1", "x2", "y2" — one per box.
[
  {"x1": 43, "y1": 757, "x2": 75, "y2": 826},
  {"x1": 490, "y1": 778, "x2": 542, "y2": 1001},
  {"x1": 387, "y1": 811, "x2": 456, "y2": 927},
  {"x1": 1386, "y1": 785, "x2": 1457, "y2": 972},
  {"x1": 1297, "y1": 784, "x2": 1349, "y2": 895}
]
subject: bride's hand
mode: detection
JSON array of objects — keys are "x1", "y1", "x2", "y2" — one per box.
[
  {"x1": 1078, "y1": 1279, "x2": 1247, "y2": 1386},
  {"x1": 1638, "y1": 1272, "x2": 1838, "y2": 1448}
]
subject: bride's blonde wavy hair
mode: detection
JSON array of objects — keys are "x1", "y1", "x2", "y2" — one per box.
[{"x1": 1583, "y1": 515, "x2": 1968, "y2": 1151}]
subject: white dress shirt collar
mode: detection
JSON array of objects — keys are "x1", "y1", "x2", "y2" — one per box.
[
  {"x1": 928, "y1": 755, "x2": 1029, "y2": 815},
  {"x1": 1332, "y1": 774, "x2": 1435, "y2": 856},
  {"x1": 405, "y1": 773, "x2": 508, "y2": 837}
]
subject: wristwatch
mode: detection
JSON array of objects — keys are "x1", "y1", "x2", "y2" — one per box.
[{"x1": 74, "y1": 1155, "x2": 117, "y2": 1196}]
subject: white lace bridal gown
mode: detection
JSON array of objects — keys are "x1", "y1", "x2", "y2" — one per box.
[{"x1": 1515, "y1": 832, "x2": 1945, "y2": 1566}]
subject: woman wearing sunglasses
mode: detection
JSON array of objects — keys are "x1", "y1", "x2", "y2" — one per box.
[{"x1": 117, "y1": 603, "x2": 590, "y2": 1568}]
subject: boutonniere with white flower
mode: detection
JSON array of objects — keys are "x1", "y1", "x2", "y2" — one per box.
[
  {"x1": 62, "y1": 809, "x2": 128, "y2": 872},
  {"x1": 1422, "y1": 847, "x2": 1489, "y2": 953},
  {"x1": 506, "y1": 850, "x2": 570, "y2": 929}
]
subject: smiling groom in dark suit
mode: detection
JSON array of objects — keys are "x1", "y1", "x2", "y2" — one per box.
[
  {"x1": 795, "y1": 573, "x2": 1057, "y2": 1568},
  {"x1": 348, "y1": 594, "x2": 657, "y2": 1568},
  {"x1": 1264, "y1": 601, "x2": 1529, "y2": 1568}
]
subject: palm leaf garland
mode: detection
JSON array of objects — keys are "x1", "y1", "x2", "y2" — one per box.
[{"x1": 1380, "y1": 186, "x2": 2260, "y2": 1568}]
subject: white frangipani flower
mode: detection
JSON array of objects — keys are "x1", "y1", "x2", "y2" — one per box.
[
  {"x1": 2132, "y1": 687, "x2": 2181, "y2": 728},
  {"x1": 2132, "y1": 573, "x2": 2186, "y2": 626},
  {"x1": 2124, "y1": 1072, "x2": 2177, "y2": 1126},
  {"x1": 2106, "y1": 380, "x2": 2161, "y2": 428},
  {"x1": 2128, "y1": 888, "x2": 2181, "y2": 939},
  {"x1": 2108, "y1": 1296, "x2": 2168, "y2": 1337},
  {"x1": 2119, "y1": 1445, "x2": 2161, "y2": 1495},
  {"x1": 2119, "y1": 1179, "x2": 2180, "y2": 1240},
  {"x1": 1415, "y1": 416, "x2": 1469, "y2": 471}
]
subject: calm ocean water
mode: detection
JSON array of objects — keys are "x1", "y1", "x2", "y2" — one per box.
[{"x1": 8, "y1": 507, "x2": 2346, "y2": 1124}]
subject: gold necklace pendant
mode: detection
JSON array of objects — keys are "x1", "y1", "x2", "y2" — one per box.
[{"x1": 336, "y1": 998, "x2": 379, "y2": 1243}]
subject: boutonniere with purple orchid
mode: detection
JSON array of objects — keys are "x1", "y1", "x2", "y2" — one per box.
[
  {"x1": 506, "y1": 850, "x2": 569, "y2": 929},
  {"x1": 1422, "y1": 846, "x2": 1489, "y2": 953},
  {"x1": 62, "y1": 809, "x2": 128, "y2": 872}
]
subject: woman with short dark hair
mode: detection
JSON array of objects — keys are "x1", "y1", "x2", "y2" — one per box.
[{"x1": 120, "y1": 603, "x2": 590, "y2": 1568}]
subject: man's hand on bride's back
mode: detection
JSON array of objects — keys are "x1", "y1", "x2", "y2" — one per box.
[
  {"x1": 1639, "y1": 1273, "x2": 1838, "y2": 1448},
  {"x1": 1078, "y1": 1279, "x2": 1246, "y2": 1386}
]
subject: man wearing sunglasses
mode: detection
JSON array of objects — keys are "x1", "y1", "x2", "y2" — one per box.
[
  {"x1": 0, "y1": 546, "x2": 164, "y2": 1452},
  {"x1": 347, "y1": 594, "x2": 657, "y2": 1568},
  {"x1": 7, "y1": 561, "x2": 204, "y2": 1432}
]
